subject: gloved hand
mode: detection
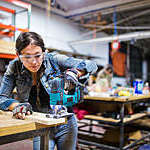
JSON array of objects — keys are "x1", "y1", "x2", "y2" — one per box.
[
  {"x1": 78, "y1": 73, "x2": 89, "y2": 85},
  {"x1": 12, "y1": 102, "x2": 33, "y2": 116},
  {"x1": 64, "y1": 69, "x2": 79, "y2": 92}
]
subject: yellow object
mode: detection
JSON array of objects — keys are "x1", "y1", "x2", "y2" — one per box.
[{"x1": 118, "y1": 90, "x2": 131, "y2": 96}]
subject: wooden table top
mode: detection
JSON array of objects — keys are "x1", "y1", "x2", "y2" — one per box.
[
  {"x1": 84, "y1": 94, "x2": 150, "y2": 102},
  {"x1": 0, "y1": 111, "x2": 66, "y2": 137}
]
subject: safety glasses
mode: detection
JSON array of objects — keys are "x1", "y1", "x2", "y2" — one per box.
[{"x1": 19, "y1": 52, "x2": 44, "y2": 62}]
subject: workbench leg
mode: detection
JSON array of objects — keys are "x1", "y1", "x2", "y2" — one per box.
[
  {"x1": 89, "y1": 120, "x2": 93, "y2": 133},
  {"x1": 40, "y1": 131, "x2": 50, "y2": 150},
  {"x1": 120, "y1": 103, "x2": 125, "y2": 150}
]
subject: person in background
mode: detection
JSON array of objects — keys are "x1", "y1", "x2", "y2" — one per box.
[
  {"x1": 87, "y1": 66, "x2": 102, "y2": 93},
  {"x1": 95, "y1": 64, "x2": 113, "y2": 92},
  {"x1": 0, "y1": 32, "x2": 97, "y2": 150},
  {"x1": 96, "y1": 64, "x2": 113, "y2": 88}
]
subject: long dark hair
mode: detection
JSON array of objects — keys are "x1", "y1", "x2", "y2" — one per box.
[{"x1": 16, "y1": 32, "x2": 46, "y2": 54}]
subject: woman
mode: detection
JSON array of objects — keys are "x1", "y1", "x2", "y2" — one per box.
[
  {"x1": 95, "y1": 64, "x2": 113, "y2": 92},
  {"x1": 0, "y1": 32, "x2": 97, "y2": 150}
]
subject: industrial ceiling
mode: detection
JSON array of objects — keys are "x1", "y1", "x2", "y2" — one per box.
[
  {"x1": 2, "y1": 0, "x2": 150, "y2": 57},
  {"x1": 22, "y1": 0, "x2": 150, "y2": 56}
]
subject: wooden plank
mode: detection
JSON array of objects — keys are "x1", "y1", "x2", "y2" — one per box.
[
  {"x1": 84, "y1": 96, "x2": 114, "y2": 101},
  {"x1": 0, "y1": 40, "x2": 16, "y2": 55},
  {"x1": 26, "y1": 112, "x2": 66, "y2": 126},
  {"x1": 84, "y1": 94, "x2": 150, "y2": 102},
  {"x1": 133, "y1": 117, "x2": 150, "y2": 127},
  {"x1": 126, "y1": 94, "x2": 150, "y2": 101},
  {"x1": 84, "y1": 113, "x2": 147, "y2": 124},
  {"x1": 114, "y1": 94, "x2": 150, "y2": 102},
  {"x1": 0, "y1": 115, "x2": 36, "y2": 136},
  {"x1": 123, "y1": 113, "x2": 147, "y2": 122},
  {"x1": 0, "y1": 110, "x2": 66, "y2": 126},
  {"x1": 84, "y1": 115, "x2": 120, "y2": 123}
]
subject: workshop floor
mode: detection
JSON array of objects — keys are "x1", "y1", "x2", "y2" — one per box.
[{"x1": 0, "y1": 139, "x2": 33, "y2": 150}]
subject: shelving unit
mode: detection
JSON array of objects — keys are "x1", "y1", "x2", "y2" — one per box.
[
  {"x1": 84, "y1": 112, "x2": 147, "y2": 125},
  {"x1": 0, "y1": 0, "x2": 31, "y2": 74},
  {"x1": 0, "y1": 0, "x2": 31, "y2": 39},
  {"x1": 78, "y1": 95, "x2": 150, "y2": 150},
  {"x1": 0, "y1": 23, "x2": 29, "y2": 37}
]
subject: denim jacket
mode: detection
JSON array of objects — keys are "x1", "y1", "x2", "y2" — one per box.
[{"x1": 0, "y1": 52, "x2": 97, "y2": 110}]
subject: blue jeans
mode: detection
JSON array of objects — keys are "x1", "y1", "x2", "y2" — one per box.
[{"x1": 33, "y1": 114, "x2": 78, "y2": 150}]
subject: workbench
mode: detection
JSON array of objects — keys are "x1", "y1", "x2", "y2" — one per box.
[
  {"x1": 0, "y1": 111, "x2": 66, "y2": 150},
  {"x1": 78, "y1": 94, "x2": 150, "y2": 150}
]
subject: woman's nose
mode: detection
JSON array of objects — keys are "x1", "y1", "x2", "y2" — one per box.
[{"x1": 30, "y1": 57, "x2": 37, "y2": 64}]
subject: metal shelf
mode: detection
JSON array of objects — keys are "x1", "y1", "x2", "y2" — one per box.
[
  {"x1": 78, "y1": 95, "x2": 150, "y2": 150},
  {"x1": 0, "y1": 1, "x2": 31, "y2": 39}
]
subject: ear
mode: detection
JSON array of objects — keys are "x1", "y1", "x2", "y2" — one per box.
[
  {"x1": 16, "y1": 52, "x2": 21, "y2": 61},
  {"x1": 16, "y1": 52, "x2": 19, "y2": 57}
]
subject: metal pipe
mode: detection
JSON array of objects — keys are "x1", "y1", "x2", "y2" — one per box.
[
  {"x1": 66, "y1": 0, "x2": 141, "y2": 18},
  {"x1": 70, "y1": 31, "x2": 150, "y2": 45},
  {"x1": 113, "y1": 7, "x2": 117, "y2": 36},
  {"x1": 77, "y1": 8, "x2": 150, "y2": 39},
  {"x1": 79, "y1": 24, "x2": 150, "y2": 30}
]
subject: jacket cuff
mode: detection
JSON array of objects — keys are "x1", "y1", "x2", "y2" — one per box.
[
  {"x1": 76, "y1": 62, "x2": 87, "y2": 72},
  {"x1": 76, "y1": 61, "x2": 97, "y2": 74},
  {"x1": 0, "y1": 99, "x2": 19, "y2": 110}
]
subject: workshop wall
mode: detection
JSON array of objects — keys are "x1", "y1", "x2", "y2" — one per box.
[{"x1": 0, "y1": 1, "x2": 109, "y2": 66}]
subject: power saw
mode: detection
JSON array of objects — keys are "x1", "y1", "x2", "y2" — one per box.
[{"x1": 49, "y1": 77, "x2": 84, "y2": 107}]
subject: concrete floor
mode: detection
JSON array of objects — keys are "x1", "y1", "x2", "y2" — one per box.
[{"x1": 0, "y1": 139, "x2": 33, "y2": 150}]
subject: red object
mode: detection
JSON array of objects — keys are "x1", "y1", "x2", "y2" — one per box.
[
  {"x1": 111, "y1": 51, "x2": 126, "y2": 76},
  {"x1": 73, "y1": 106, "x2": 88, "y2": 120},
  {"x1": 111, "y1": 40, "x2": 120, "y2": 51},
  {"x1": 0, "y1": 23, "x2": 29, "y2": 32},
  {"x1": 0, "y1": 31, "x2": 14, "y2": 37},
  {"x1": 0, "y1": 6, "x2": 15, "y2": 14},
  {"x1": 0, "y1": 53, "x2": 17, "y2": 59}
]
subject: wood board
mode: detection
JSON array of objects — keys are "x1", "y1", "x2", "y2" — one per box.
[
  {"x1": 84, "y1": 94, "x2": 150, "y2": 102},
  {"x1": 0, "y1": 110, "x2": 66, "y2": 126},
  {"x1": 0, "y1": 115, "x2": 36, "y2": 136},
  {"x1": 84, "y1": 112, "x2": 147, "y2": 124},
  {"x1": 0, "y1": 40, "x2": 15, "y2": 54}
]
